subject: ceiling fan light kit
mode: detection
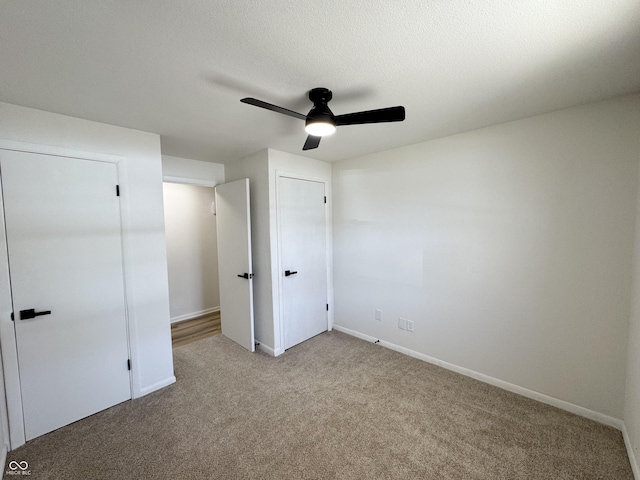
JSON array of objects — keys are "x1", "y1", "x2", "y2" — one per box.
[
  {"x1": 305, "y1": 121, "x2": 336, "y2": 136},
  {"x1": 241, "y1": 87, "x2": 405, "y2": 151}
]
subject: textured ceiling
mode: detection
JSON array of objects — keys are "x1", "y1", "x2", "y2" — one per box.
[{"x1": 1, "y1": 0, "x2": 639, "y2": 164}]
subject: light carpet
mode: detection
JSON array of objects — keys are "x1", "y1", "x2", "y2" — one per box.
[{"x1": 6, "y1": 331, "x2": 633, "y2": 479}]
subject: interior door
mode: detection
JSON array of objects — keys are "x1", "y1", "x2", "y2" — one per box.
[
  {"x1": 279, "y1": 176, "x2": 327, "y2": 350},
  {"x1": 0, "y1": 150, "x2": 131, "y2": 441},
  {"x1": 215, "y1": 178, "x2": 255, "y2": 352}
]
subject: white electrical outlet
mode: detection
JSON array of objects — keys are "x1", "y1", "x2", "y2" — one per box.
[
  {"x1": 375, "y1": 309, "x2": 382, "y2": 321},
  {"x1": 406, "y1": 320, "x2": 414, "y2": 332},
  {"x1": 398, "y1": 317, "x2": 406, "y2": 330}
]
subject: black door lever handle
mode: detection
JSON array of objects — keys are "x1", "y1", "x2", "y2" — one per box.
[
  {"x1": 237, "y1": 273, "x2": 254, "y2": 279},
  {"x1": 19, "y1": 308, "x2": 52, "y2": 320},
  {"x1": 284, "y1": 270, "x2": 298, "y2": 277}
]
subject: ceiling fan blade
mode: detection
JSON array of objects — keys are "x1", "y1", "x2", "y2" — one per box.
[
  {"x1": 335, "y1": 106, "x2": 405, "y2": 126},
  {"x1": 240, "y1": 97, "x2": 306, "y2": 120},
  {"x1": 302, "y1": 135, "x2": 321, "y2": 150}
]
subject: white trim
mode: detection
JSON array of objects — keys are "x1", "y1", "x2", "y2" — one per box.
[
  {"x1": 0, "y1": 352, "x2": 10, "y2": 455},
  {"x1": 0, "y1": 443, "x2": 6, "y2": 476},
  {"x1": 332, "y1": 325, "x2": 377, "y2": 343},
  {"x1": 0, "y1": 138, "x2": 123, "y2": 164},
  {"x1": 255, "y1": 343, "x2": 284, "y2": 357},
  {"x1": 256, "y1": 340, "x2": 284, "y2": 357},
  {"x1": 138, "y1": 376, "x2": 176, "y2": 397},
  {"x1": 332, "y1": 324, "x2": 624, "y2": 430},
  {"x1": 162, "y1": 175, "x2": 217, "y2": 188},
  {"x1": 255, "y1": 341, "x2": 275, "y2": 357},
  {"x1": 623, "y1": 423, "x2": 640, "y2": 480},
  {"x1": 170, "y1": 307, "x2": 220, "y2": 324},
  {"x1": 0, "y1": 177, "x2": 24, "y2": 449}
]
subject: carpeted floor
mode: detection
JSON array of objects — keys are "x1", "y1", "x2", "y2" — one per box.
[{"x1": 6, "y1": 331, "x2": 634, "y2": 479}]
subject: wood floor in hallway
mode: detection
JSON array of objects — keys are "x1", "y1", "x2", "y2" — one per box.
[{"x1": 171, "y1": 311, "x2": 221, "y2": 348}]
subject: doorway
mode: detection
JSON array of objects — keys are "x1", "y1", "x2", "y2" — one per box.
[{"x1": 162, "y1": 181, "x2": 221, "y2": 346}]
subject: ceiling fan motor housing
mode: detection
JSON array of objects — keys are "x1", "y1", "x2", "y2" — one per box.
[
  {"x1": 308, "y1": 87, "x2": 332, "y2": 104},
  {"x1": 306, "y1": 88, "x2": 336, "y2": 128}
]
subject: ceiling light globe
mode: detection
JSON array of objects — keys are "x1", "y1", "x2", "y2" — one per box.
[{"x1": 305, "y1": 122, "x2": 336, "y2": 137}]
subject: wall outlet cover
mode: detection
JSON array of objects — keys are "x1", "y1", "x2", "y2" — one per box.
[
  {"x1": 407, "y1": 320, "x2": 414, "y2": 332},
  {"x1": 375, "y1": 309, "x2": 382, "y2": 321},
  {"x1": 398, "y1": 317, "x2": 406, "y2": 330}
]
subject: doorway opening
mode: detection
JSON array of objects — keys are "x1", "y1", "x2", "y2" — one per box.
[{"x1": 162, "y1": 181, "x2": 221, "y2": 347}]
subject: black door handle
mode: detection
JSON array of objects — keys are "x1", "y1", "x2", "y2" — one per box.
[
  {"x1": 237, "y1": 273, "x2": 254, "y2": 279},
  {"x1": 19, "y1": 309, "x2": 52, "y2": 320},
  {"x1": 284, "y1": 270, "x2": 298, "y2": 277}
]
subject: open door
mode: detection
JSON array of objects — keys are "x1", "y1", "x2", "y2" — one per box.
[{"x1": 215, "y1": 178, "x2": 255, "y2": 352}]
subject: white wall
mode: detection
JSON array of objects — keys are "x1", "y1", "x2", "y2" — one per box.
[
  {"x1": 163, "y1": 183, "x2": 219, "y2": 322},
  {"x1": 625, "y1": 140, "x2": 640, "y2": 476},
  {"x1": 226, "y1": 149, "x2": 332, "y2": 355},
  {"x1": 0, "y1": 102, "x2": 176, "y2": 407},
  {"x1": 162, "y1": 154, "x2": 225, "y2": 185},
  {"x1": 225, "y1": 150, "x2": 274, "y2": 349},
  {"x1": 332, "y1": 95, "x2": 640, "y2": 420}
]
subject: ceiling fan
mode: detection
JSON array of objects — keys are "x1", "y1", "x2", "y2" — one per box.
[{"x1": 240, "y1": 87, "x2": 405, "y2": 151}]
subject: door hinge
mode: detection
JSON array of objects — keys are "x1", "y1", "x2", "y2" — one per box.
[
  {"x1": 10, "y1": 312, "x2": 14, "y2": 321},
  {"x1": 324, "y1": 196, "x2": 326, "y2": 204},
  {"x1": 116, "y1": 185, "x2": 120, "y2": 196},
  {"x1": 326, "y1": 304, "x2": 329, "y2": 311},
  {"x1": 127, "y1": 359, "x2": 131, "y2": 370}
]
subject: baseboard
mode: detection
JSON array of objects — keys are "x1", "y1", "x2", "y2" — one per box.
[
  {"x1": 137, "y1": 375, "x2": 176, "y2": 398},
  {"x1": 170, "y1": 307, "x2": 220, "y2": 324},
  {"x1": 256, "y1": 342, "x2": 285, "y2": 357},
  {"x1": 256, "y1": 341, "x2": 275, "y2": 357},
  {"x1": 332, "y1": 325, "x2": 623, "y2": 430},
  {"x1": 623, "y1": 423, "x2": 640, "y2": 480}
]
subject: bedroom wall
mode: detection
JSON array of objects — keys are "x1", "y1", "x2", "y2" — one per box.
[
  {"x1": 162, "y1": 154, "x2": 225, "y2": 184},
  {"x1": 225, "y1": 149, "x2": 274, "y2": 349},
  {"x1": 0, "y1": 101, "x2": 176, "y2": 401},
  {"x1": 332, "y1": 94, "x2": 640, "y2": 420}
]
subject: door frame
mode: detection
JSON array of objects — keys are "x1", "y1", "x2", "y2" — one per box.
[
  {"x1": 0, "y1": 139, "x2": 133, "y2": 450},
  {"x1": 274, "y1": 170, "x2": 333, "y2": 354}
]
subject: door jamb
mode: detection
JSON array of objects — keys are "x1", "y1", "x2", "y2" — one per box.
[
  {"x1": 0, "y1": 139, "x2": 132, "y2": 450},
  {"x1": 274, "y1": 170, "x2": 333, "y2": 355},
  {"x1": 162, "y1": 175, "x2": 217, "y2": 188}
]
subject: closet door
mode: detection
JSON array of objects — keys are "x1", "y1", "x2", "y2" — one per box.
[
  {"x1": 0, "y1": 150, "x2": 131, "y2": 440},
  {"x1": 279, "y1": 176, "x2": 327, "y2": 350}
]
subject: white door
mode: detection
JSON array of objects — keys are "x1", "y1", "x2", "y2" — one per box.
[
  {"x1": 279, "y1": 177, "x2": 327, "y2": 350},
  {"x1": 215, "y1": 179, "x2": 255, "y2": 352},
  {"x1": 0, "y1": 150, "x2": 131, "y2": 441}
]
